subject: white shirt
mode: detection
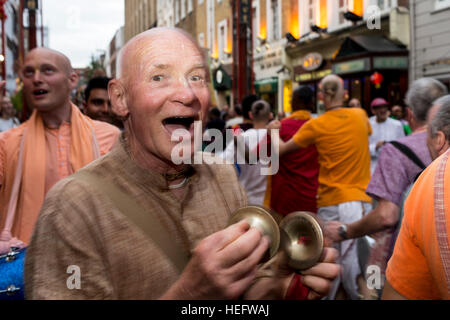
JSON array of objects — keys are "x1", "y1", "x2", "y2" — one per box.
[
  {"x1": 225, "y1": 116, "x2": 243, "y2": 128},
  {"x1": 369, "y1": 116, "x2": 405, "y2": 174},
  {"x1": 0, "y1": 117, "x2": 20, "y2": 132},
  {"x1": 221, "y1": 128, "x2": 268, "y2": 205}
]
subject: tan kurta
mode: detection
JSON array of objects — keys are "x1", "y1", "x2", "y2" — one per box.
[{"x1": 24, "y1": 135, "x2": 247, "y2": 299}]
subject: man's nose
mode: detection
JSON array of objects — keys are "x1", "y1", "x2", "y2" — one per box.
[
  {"x1": 32, "y1": 71, "x2": 43, "y2": 83},
  {"x1": 172, "y1": 78, "x2": 196, "y2": 106},
  {"x1": 101, "y1": 101, "x2": 109, "y2": 113}
]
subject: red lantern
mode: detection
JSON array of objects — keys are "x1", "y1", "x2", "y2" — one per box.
[{"x1": 370, "y1": 72, "x2": 384, "y2": 89}]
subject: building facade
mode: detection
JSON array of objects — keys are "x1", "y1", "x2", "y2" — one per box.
[
  {"x1": 409, "y1": 0, "x2": 450, "y2": 88},
  {"x1": 106, "y1": 26, "x2": 125, "y2": 79},
  {"x1": 124, "y1": 0, "x2": 158, "y2": 42},
  {"x1": 282, "y1": 0, "x2": 410, "y2": 114}
]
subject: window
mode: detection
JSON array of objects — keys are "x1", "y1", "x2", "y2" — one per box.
[
  {"x1": 181, "y1": 0, "x2": 186, "y2": 19},
  {"x1": 198, "y1": 33, "x2": 205, "y2": 47},
  {"x1": 188, "y1": 0, "x2": 193, "y2": 13},
  {"x1": 269, "y1": 0, "x2": 281, "y2": 41},
  {"x1": 198, "y1": 0, "x2": 204, "y2": 5},
  {"x1": 338, "y1": 0, "x2": 349, "y2": 25},
  {"x1": 218, "y1": 19, "x2": 228, "y2": 60},
  {"x1": 308, "y1": 0, "x2": 315, "y2": 31},
  {"x1": 175, "y1": 0, "x2": 180, "y2": 23},
  {"x1": 435, "y1": 0, "x2": 450, "y2": 10},
  {"x1": 252, "y1": 0, "x2": 260, "y2": 51}
]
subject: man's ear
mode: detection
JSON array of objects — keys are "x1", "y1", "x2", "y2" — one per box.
[
  {"x1": 436, "y1": 131, "x2": 448, "y2": 155},
  {"x1": 108, "y1": 79, "x2": 129, "y2": 118},
  {"x1": 68, "y1": 71, "x2": 79, "y2": 90}
]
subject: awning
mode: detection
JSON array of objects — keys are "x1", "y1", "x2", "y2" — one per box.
[
  {"x1": 334, "y1": 35, "x2": 407, "y2": 59},
  {"x1": 255, "y1": 77, "x2": 278, "y2": 94}
]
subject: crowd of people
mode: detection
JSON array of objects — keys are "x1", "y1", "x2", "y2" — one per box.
[{"x1": 0, "y1": 26, "x2": 449, "y2": 300}]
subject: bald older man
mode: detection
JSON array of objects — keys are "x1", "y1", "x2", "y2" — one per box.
[
  {"x1": 24, "y1": 28, "x2": 339, "y2": 300},
  {"x1": 0, "y1": 48, "x2": 120, "y2": 253},
  {"x1": 268, "y1": 74, "x2": 372, "y2": 299}
]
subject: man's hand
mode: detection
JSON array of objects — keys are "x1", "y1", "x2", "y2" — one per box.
[
  {"x1": 300, "y1": 247, "x2": 340, "y2": 299},
  {"x1": 161, "y1": 220, "x2": 270, "y2": 300},
  {"x1": 324, "y1": 221, "x2": 345, "y2": 242},
  {"x1": 243, "y1": 246, "x2": 340, "y2": 300},
  {"x1": 267, "y1": 120, "x2": 281, "y2": 130},
  {"x1": 376, "y1": 140, "x2": 386, "y2": 151}
]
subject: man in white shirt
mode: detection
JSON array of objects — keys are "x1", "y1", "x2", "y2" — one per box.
[
  {"x1": 222, "y1": 100, "x2": 273, "y2": 205},
  {"x1": 369, "y1": 98, "x2": 405, "y2": 174}
]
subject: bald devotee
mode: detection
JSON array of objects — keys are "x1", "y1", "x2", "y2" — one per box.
[
  {"x1": 268, "y1": 74, "x2": 372, "y2": 300},
  {"x1": 24, "y1": 28, "x2": 339, "y2": 300},
  {"x1": 383, "y1": 95, "x2": 450, "y2": 299},
  {"x1": 0, "y1": 48, "x2": 120, "y2": 254}
]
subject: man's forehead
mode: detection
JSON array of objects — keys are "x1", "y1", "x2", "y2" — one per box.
[
  {"x1": 24, "y1": 49, "x2": 69, "y2": 69},
  {"x1": 132, "y1": 33, "x2": 203, "y2": 65}
]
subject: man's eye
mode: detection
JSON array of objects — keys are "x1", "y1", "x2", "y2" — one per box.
[
  {"x1": 152, "y1": 75, "x2": 164, "y2": 82},
  {"x1": 43, "y1": 68, "x2": 54, "y2": 74},
  {"x1": 23, "y1": 69, "x2": 34, "y2": 77}
]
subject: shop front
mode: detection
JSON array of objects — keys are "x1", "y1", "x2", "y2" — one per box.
[
  {"x1": 253, "y1": 42, "x2": 288, "y2": 113},
  {"x1": 254, "y1": 77, "x2": 278, "y2": 115},
  {"x1": 332, "y1": 35, "x2": 409, "y2": 114},
  {"x1": 293, "y1": 53, "x2": 334, "y2": 114}
]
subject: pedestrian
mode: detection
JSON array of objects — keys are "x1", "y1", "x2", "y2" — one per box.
[
  {"x1": 369, "y1": 97, "x2": 405, "y2": 174},
  {"x1": 391, "y1": 104, "x2": 412, "y2": 136},
  {"x1": 0, "y1": 48, "x2": 120, "y2": 252},
  {"x1": 348, "y1": 98, "x2": 362, "y2": 109},
  {"x1": 268, "y1": 74, "x2": 372, "y2": 300},
  {"x1": 24, "y1": 28, "x2": 339, "y2": 300},
  {"x1": 266, "y1": 85, "x2": 319, "y2": 215},
  {"x1": 382, "y1": 95, "x2": 450, "y2": 299},
  {"x1": 222, "y1": 99, "x2": 273, "y2": 205},
  {"x1": 324, "y1": 77, "x2": 448, "y2": 298},
  {"x1": 0, "y1": 93, "x2": 20, "y2": 132}
]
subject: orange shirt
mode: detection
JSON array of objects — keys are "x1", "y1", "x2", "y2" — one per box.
[
  {"x1": 0, "y1": 119, "x2": 120, "y2": 243},
  {"x1": 292, "y1": 108, "x2": 372, "y2": 208},
  {"x1": 386, "y1": 150, "x2": 450, "y2": 300}
]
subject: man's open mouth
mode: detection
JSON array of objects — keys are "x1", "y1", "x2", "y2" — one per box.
[
  {"x1": 33, "y1": 89, "x2": 49, "y2": 97},
  {"x1": 162, "y1": 116, "x2": 196, "y2": 134}
]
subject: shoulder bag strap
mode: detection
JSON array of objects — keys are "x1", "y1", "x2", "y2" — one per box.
[
  {"x1": 433, "y1": 150, "x2": 450, "y2": 292},
  {"x1": 389, "y1": 141, "x2": 427, "y2": 170},
  {"x1": 73, "y1": 170, "x2": 189, "y2": 273}
]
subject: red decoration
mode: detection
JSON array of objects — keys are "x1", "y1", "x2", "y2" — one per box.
[{"x1": 370, "y1": 72, "x2": 384, "y2": 89}]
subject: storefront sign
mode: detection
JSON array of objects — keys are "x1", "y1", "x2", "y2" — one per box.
[
  {"x1": 239, "y1": 0, "x2": 251, "y2": 25},
  {"x1": 333, "y1": 58, "x2": 370, "y2": 75},
  {"x1": 254, "y1": 49, "x2": 283, "y2": 71},
  {"x1": 295, "y1": 69, "x2": 332, "y2": 82},
  {"x1": 302, "y1": 53, "x2": 323, "y2": 72},
  {"x1": 373, "y1": 57, "x2": 408, "y2": 69},
  {"x1": 255, "y1": 78, "x2": 278, "y2": 93}
]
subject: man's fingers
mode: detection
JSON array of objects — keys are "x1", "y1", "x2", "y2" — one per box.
[
  {"x1": 228, "y1": 235, "x2": 270, "y2": 277},
  {"x1": 220, "y1": 227, "x2": 266, "y2": 267},
  {"x1": 300, "y1": 262, "x2": 340, "y2": 280},
  {"x1": 319, "y1": 247, "x2": 339, "y2": 263},
  {"x1": 301, "y1": 274, "x2": 332, "y2": 297},
  {"x1": 203, "y1": 220, "x2": 250, "y2": 252}
]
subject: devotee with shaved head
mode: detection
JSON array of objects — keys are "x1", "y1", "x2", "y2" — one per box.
[
  {"x1": 0, "y1": 48, "x2": 120, "y2": 254},
  {"x1": 24, "y1": 28, "x2": 339, "y2": 300},
  {"x1": 268, "y1": 74, "x2": 372, "y2": 299}
]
